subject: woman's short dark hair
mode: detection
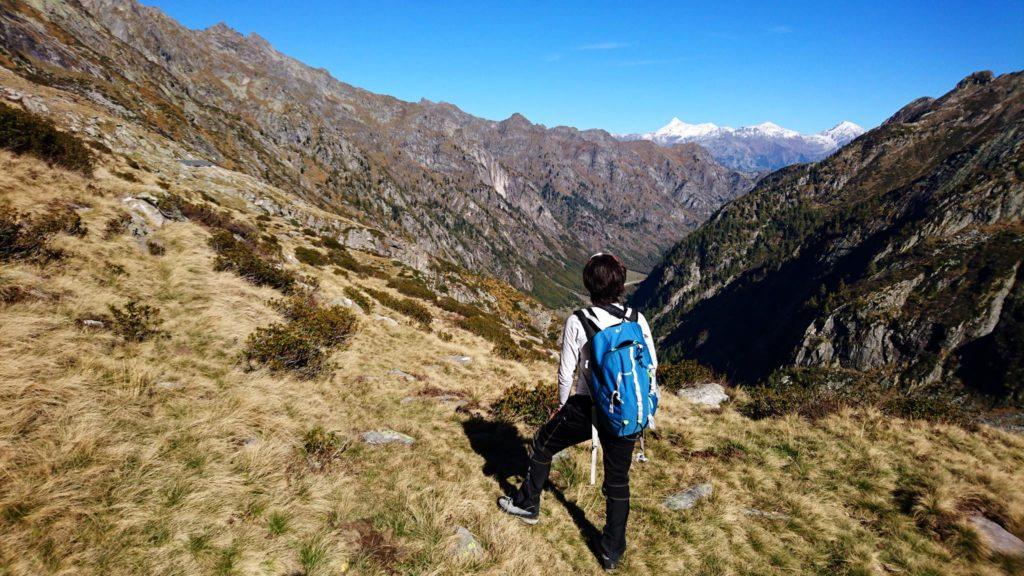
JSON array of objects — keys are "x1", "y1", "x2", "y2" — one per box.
[{"x1": 583, "y1": 253, "x2": 627, "y2": 305}]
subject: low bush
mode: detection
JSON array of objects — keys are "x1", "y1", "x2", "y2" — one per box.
[
  {"x1": 244, "y1": 296, "x2": 357, "y2": 378},
  {"x1": 386, "y1": 277, "x2": 436, "y2": 302},
  {"x1": 491, "y1": 381, "x2": 559, "y2": 426},
  {"x1": 209, "y1": 230, "x2": 297, "y2": 293},
  {"x1": 1, "y1": 203, "x2": 87, "y2": 264},
  {"x1": 294, "y1": 246, "x2": 329, "y2": 267},
  {"x1": 436, "y1": 297, "x2": 482, "y2": 318},
  {"x1": 165, "y1": 194, "x2": 256, "y2": 240},
  {"x1": 113, "y1": 170, "x2": 140, "y2": 183},
  {"x1": 318, "y1": 235, "x2": 342, "y2": 250},
  {"x1": 364, "y1": 287, "x2": 432, "y2": 327},
  {"x1": 103, "y1": 212, "x2": 132, "y2": 239},
  {"x1": 244, "y1": 324, "x2": 326, "y2": 377},
  {"x1": 343, "y1": 286, "x2": 372, "y2": 311},
  {"x1": 494, "y1": 338, "x2": 548, "y2": 362},
  {"x1": 740, "y1": 367, "x2": 974, "y2": 425},
  {"x1": 326, "y1": 246, "x2": 367, "y2": 273},
  {"x1": 457, "y1": 313, "x2": 508, "y2": 345},
  {"x1": 146, "y1": 240, "x2": 165, "y2": 256},
  {"x1": 273, "y1": 296, "x2": 358, "y2": 348},
  {"x1": 657, "y1": 360, "x2": 720, "y2": 393},
  {"x1": 0, "y1": 102, "x2": 94, "y2": 174},
  {"x1": 301, "y1": 426, "x2": 349, "y2": 468},
  {"x1": 108, "y1": 300, "x2": 166, "y2": 342}
]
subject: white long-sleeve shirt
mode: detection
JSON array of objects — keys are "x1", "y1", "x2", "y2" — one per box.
[{"x1": 557, "y1": 304, "x2": 659, "y2": 407}]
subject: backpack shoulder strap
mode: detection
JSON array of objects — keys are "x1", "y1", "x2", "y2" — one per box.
[
  {"x1": 573, "y1": 309, "x2": 600, "y2": 342},
  {"x1": 626, "y1": 307, "x2": 639, "y2": 323}
]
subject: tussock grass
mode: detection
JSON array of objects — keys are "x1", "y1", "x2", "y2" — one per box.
[{"x1": 1, "y1": 150, "x2": 1022, "y2": 575}]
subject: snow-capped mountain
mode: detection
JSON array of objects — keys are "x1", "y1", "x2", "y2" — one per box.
[{"x1": 617, "y1": 119, "x2": 865, "y2": 172}]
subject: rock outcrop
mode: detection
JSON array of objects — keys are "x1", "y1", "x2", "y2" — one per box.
[{"x1": 632, "y1": 71, "x2": 1024, "y2": 406}]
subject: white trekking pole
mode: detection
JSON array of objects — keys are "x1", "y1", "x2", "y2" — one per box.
[{"x1": 590, "y1": 408, "x2": 600, "y2": 485}]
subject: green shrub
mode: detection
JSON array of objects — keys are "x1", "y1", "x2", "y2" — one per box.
[
  {"x1": 657, "y1": 360, "x2": 719, "y2": 393},
  {"x1": 364, "y1": 287, "x2": 432, "y2": 327},
  {"x1": 165, "y1": 194, "x2": 255, "y2": 240},
  {"x1": 492, "y1": 381, "x2": 559, "y2": 426},
  {"x1": 113, "y1": 170, "x2": 140, "y2": 183},
  {"x1": 0, "y1": 102, "x2": 94, "y2": 174},
  {"x1": 343, "y1": 286, "x2": 372, "y2": 311},
  {"x1": 437, "y1": 297, "x2": 482, "y2": 318},
  {"x1": 494, "y1": 339, "x2": 548, "y2": 362},
  {"x1": 0, "y1": 203, "x2": 86, "y2": 264},
  {"x1": 209, "y1": 230, "x2": 297, "y2": 293},
  {"x1": 243, "y1": 296, "x2": 357, "y2": 378},
  {"x1": 146, "y1": 240, "x2": 165, "y2": 256},
  {"x1": 301, "y1": 426, "x2": 349, "y2": 467},
  {"x1": 244, "y1": 324, "x2": 326, "y2": 377},
  {"x1": 740, "y1": 367, "x2": 973, "y2": 425},
  {"x1": 273, "y1": 296, "x2": 357, "y2": 348},
  {"x1": 325, "y1": 246, "x2": 367, "y2": 273},
  {"x1": 318, "y1": 235, "x2": 342, "y2": 250},
  {"x1": 108, "y1": 300, "x2": 165, "y2": 342},
  {"x1": 457, "y1": 313, "x2": 508, "y2": 345},
  {"x1": 386, "y1": 277, "x2": 436, "y2": 302},
  {"x1": 294, "y1": 246, "x2": 329, "y2": 267},
  {"x1": 103, "y1": 212, "x2": 132, "y2": 240}
]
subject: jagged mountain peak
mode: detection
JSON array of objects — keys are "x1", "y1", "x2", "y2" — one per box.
[{"x1": 619, "y1": 117, "x2": 867, "y2": 172}]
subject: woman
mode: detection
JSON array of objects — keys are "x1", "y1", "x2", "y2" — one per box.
[{"x1": 497, "y1": 252, "x2": 658, "y2": 571}]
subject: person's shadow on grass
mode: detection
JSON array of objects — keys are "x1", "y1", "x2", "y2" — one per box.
[{"x1": 462, "y1": 417, "x2": 603, "y2": 562}]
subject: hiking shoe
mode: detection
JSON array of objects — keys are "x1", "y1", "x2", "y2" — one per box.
[
  {"x1": 497, "y1": 496, "x2": 539, "y2": 525},
  {"x1": 600, "y1": 554, "x2": 619, "y2": 572}
]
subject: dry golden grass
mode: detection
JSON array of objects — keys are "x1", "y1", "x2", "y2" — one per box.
[{"x1": 1, "y1": 150, "x2": 1023, "y2": 576}]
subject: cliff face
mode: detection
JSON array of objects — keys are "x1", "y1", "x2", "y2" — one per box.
[
  {"x1": 0, "y1": 0, "x2": 752, "y2": 306},
  {"x1": 632, "y1": 71, "x2": 1024, "y2": 405}
]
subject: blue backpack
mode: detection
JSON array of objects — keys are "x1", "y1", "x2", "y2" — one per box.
[{"x1": 575, "y1": 305, "x2": 658, "y2": 437}]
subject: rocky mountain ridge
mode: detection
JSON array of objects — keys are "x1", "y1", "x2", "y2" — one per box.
[
  {"x1": 631, "y1": 70, "x2": 1024, "y2": 406},
  {"x1": 0, "y1": 0, "x2": 754, "y2": 307},
  {"x1": 618, "y1": 118, "x2": 865, "y2": 172}
]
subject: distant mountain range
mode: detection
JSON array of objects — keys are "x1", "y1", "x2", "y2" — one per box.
[{"x1": 617, "y1": 119, "x2": 866, "y2": 172}]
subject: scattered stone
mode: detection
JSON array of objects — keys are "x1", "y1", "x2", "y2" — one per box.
[
  {"x1": 122, "y1": 196, "x2": 166, "y2": 237},
  {"x1": 388, "y1": 369, "x2": 417, "y2": 382},
  {"x1": 446, "y1": 355, "x2": 473, "y2": 365},
  {"x1": 333, "y1": 297, "x2": 364, "y2": 314},
  {"x1": 742, "y1": 508, "x2": 789, "y2": 520},
  {"x1": 665, "y1": 483, "x2": 713, "y2": 511},
  {"x1": 969, "y1": 514, "x2": 1024, "y2": 557},
  {"x1": 676, "y1": 383, "x2": 729, "y2": 408},
  {"x1": 374, "y1": 314, "x2": 399, "y2": 326},
  {"x1": 362, "y1": 430, "x2": 415, "y2": 446},
  {"x1": 241, "y1": 437, "x2": 260, "y2": 448},
  {"x1": 80, "y1": 319, "x2": 105, "y2": 329},
  {"x1": 551, "y1": 450, "x2": 571, "y2": 463},
  {"x1": 450, "y1": 526, "x2": 485, "y2": 560}
]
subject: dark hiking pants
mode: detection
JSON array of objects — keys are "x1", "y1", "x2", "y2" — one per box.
[{"x1": 511, "y1": 394, "x2": 637, "y2": 561}]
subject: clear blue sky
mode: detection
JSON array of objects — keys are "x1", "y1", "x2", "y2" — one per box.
[{"x1": 146, "y1": 0, "x2": 1023, "y2": 134}]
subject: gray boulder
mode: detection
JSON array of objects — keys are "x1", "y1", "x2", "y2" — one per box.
[
  {"x1": 665, "y1": 483, "x2": 713, "y2": 511},
  {"x1": 449, "y1": 526, "x2": 484, "y2": 560},
  {"x1": 447, "y1": 355, "x2": 473, "y2": 365},
  {"x1": 122, "y1": 196, "x2": 165, "y2": 237},
  {"x1": 969, "y1": 514, "x2": 1024, "y2": 557},
  {"x1": 676, "y1": 383, "x2": 729, "y2": 408},
  {"x1": 362, "y1": 430, "x2": 415, "y2": 446}
]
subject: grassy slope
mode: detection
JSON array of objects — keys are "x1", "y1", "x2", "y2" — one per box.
[{"x1": 1, "y1": 150, "x2": 1023, "y2": 576}]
